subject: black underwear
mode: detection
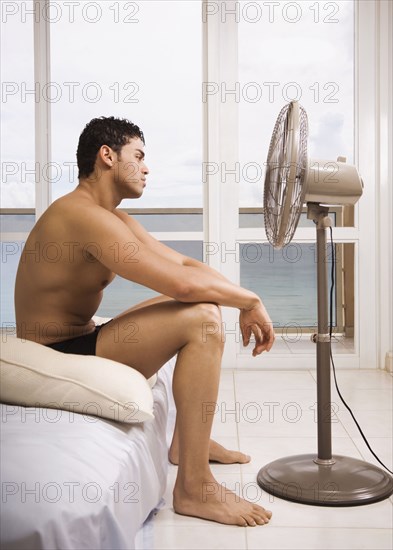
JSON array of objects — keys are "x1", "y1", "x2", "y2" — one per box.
[{"x1": 45, "y1": 322, "x2": 110, "y2": 356}]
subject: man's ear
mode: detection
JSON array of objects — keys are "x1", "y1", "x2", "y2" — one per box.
[{"x1": 98, "y1": 145, "x2": 116, "y2": 169}]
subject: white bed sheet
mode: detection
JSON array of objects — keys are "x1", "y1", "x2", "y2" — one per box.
[{"x1": 0, "y1": 359, "x2": 175, "y2": 550}]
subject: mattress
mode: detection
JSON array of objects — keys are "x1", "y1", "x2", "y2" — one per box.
[{"x1": 0, "y1": 358, "x2": 175, "y2": 550}]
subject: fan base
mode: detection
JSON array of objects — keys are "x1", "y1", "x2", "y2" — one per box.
[{"x1": 257, "y1": 454, "x2": 393, "y2": 506}]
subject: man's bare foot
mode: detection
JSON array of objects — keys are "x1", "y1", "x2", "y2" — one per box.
[
  {"x1": 173, "y1": 476, "x2": 272, "y2": 527},
  {"x1": 169, "y1": 439, "x2": 251, "y2": 465}
]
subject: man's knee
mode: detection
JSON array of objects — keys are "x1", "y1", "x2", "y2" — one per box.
[
  {"x1": 189, "y1": 303, "x2": 223, "y2": 346},
  {"x1": 189, "y1": 302, "x2": 221, "y2": 323}
]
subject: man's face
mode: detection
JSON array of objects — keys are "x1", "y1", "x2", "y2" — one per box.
[{"x1": 114, "y1": 138, "x2": 149, "y2": 198}]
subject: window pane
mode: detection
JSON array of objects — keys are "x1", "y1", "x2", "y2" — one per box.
[
  {"x1": 50, "y1": 1, "x2": 202, "y2": 208},
  {"x1": 239, "y1": 242, "x2": 354, "y2": 331},
  {"x1": 0, "y1": 213, "x2": 35, "y2": 233},
  {"x1": 1, "y1": 241, "x2": 24, "y2": 326},
  {"x1": 238, "y1": 0, "x2": 354, "y2": 214},
  {"x1": 0, "y1": 1, "x2": 35, "y2": 208},
  {"x1": 121, "y1": 210, "x2": 203, "y2": 232},
  {"x1": 239, "y1": 209, "x2": 337, "y2": 228}
]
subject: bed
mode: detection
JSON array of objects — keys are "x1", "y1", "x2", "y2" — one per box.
[{"x1": 0, "y1": 353, "x2": 176, "y2": 550}]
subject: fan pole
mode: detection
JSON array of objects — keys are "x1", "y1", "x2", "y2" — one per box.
[
  {"x1": 315, "y1": 205, "x2": 333, "y2": 464},
  {"x1": 257, "y1": 203, "x2": 393, "y2": 505}
]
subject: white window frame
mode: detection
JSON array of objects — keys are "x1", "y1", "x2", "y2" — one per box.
[
  {"x1": 34, "y1": 2, "x2": 51, "y2": 219},
  {"x1": 373, "y1": 0, "x2": 393, "y2": 372}
]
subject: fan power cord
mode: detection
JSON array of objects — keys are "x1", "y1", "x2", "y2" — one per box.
[{"x1": 328, "y1": 226, "x2": 393, "y2": 475}]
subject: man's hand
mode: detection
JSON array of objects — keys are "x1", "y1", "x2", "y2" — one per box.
[{"x1": 239, "y1": 302, "x2": 275, "y2": 356}]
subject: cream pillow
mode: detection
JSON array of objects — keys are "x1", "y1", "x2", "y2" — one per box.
[{"x1": 0, "y1": 335, "x2": 154, "y2": 423}]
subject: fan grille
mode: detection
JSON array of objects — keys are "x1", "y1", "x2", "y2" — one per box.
[{"x1": 263, "y1": 102, "x2": 309, "y2": 248}]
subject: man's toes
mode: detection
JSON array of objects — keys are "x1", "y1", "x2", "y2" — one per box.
[
  {"x1": 254, "y1": 515, "x2": 266, "y2": 525},
  {"x1": 237, "y1": 452, "x2": 251, "y2": 464},
  {"x1": 242, "y1": 514, "x2": 257, "y2": 527},
  {"x1": 223, "y1": 450, "x2": 250, "y2": 464},
  {"x1": 252, "y1": 505, "x2": 271, "y2": 522},
  {"x1": 237, "y1": 516, "x2": 248, "y2": 527},
  {"x1": 262, "y1": 508, "x2": 272, "y2": 521}
]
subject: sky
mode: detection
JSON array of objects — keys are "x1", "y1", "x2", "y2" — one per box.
[{"x1": 1, "y1": 0, "x2": 354, "y2": 209}]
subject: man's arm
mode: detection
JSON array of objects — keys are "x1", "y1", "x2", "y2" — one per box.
[
  {"x1": 78, "y1": 207, "x2": 274, "y2": 353},
  {"x1": 114, "y1": 209, "x2": 227, "y2": 281}
]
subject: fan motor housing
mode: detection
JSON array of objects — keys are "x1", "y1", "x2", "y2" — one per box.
[{"x1": 305, "y1": 158, "x2": 363, "y2": 206}]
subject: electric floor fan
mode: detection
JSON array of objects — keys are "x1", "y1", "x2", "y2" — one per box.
[{"x1": 257, "y1": 100, "x2": 393, "y2": 505}]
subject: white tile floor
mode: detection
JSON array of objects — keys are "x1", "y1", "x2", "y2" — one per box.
[{"x1": 136, "y1": 369, "x2": 393, "y2": 550}]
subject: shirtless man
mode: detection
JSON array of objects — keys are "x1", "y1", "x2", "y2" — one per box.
[{"x1": 15, "y1": 116, "x2": 275, "y2": 527}]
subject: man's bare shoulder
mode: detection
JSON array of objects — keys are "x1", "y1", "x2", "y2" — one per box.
[
  {"x1": 47, "y1": 191, "x2": 107, "y2": 217},
  {"x1": 113, "y1": 208, "x2": 145, "y2": 232},
  {"x1": 46, "y1": 192, "x2": 125, "y2": 229},
  {"x1": 28, "y1": 193, "x2": 133, "y2": 256},
  {"x1": 113, "y1": 208, "x2": 128, "y2": 221}
]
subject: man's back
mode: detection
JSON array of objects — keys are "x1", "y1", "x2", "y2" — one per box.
[{"x1": 15, "y1": 191, "x2": 116, "y2": 345}]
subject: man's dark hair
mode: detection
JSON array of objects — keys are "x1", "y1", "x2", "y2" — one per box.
[{"x1": 76, "y1": 116, "x2": 145, "y2": 178}]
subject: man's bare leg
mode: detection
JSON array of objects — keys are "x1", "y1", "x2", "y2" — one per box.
[
  {"x1": 96, "y1": 301, "x2": 272, "y2": 526},
  {"x1": 112, "y1": 294, "x2": 251, "y2": 466}
]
